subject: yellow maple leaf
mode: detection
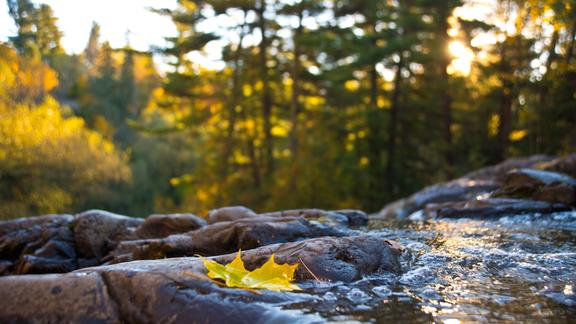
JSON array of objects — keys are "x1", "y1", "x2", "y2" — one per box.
[{"x1": 201, "y1": 250, "x2": 301, "y2": 292}]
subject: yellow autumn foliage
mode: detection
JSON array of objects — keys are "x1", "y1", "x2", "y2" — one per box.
[
  {"x1": 201, "y1": 250, "x2": 301, "y2": 292},
  {"x1": 0, "y1": 45, "x2": 131, "y2": 219}
]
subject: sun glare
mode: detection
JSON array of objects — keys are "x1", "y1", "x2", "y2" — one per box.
[{"x1": 448, "y1": 41, "x2": 474, "y2": 76}]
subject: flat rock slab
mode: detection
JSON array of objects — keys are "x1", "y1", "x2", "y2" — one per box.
[{"x1": 0, "y1": 236, "x2": 401, "y2": 323}]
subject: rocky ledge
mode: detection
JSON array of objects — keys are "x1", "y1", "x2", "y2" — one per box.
[
  {"x1": 375, "y1": 154, "x2": 576, "y2": 220},
  {"x1": 1, "y1": 207, "x2": 398, "y2": 323},
  {"x1": 1, "y1": 154, "x2": 575, "y2": 323}
]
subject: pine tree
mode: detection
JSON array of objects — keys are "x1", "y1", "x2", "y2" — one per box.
[{"x1": 84, "y1": 22, "x2": 101, "y2": 67}]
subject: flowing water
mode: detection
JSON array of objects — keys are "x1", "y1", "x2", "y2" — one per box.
[{"x1": 282, "y1": 212, "x2": 576, "y2": 323}]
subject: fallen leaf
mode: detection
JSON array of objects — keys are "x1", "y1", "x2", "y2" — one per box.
[{"x1": 201, "y1": 250, "x2": 301, "y2": 292}]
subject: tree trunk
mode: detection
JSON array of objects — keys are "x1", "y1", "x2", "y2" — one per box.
[
  {"x1": 386, "y1": 57, "x2": 403, "y2": 196},
  {"x1": 497, "y1": 93, "x2": 513, "y2": 161},
  {"x1": 289, "y1": 12, "x2": 303, "y2": 160},
  {"x1": 220, "y1": 14, "x2": 247, "y2": 185},
  {"x1": 566, "y1": 19, "x2": 576, "y2": 63},
  {"x1": 437, "y1": 7, "x2": 454, "y2": 177},
  {"x1": 367, "y1": 63, "x2": 381, "y2": 185},
  {"x1": 240, "y1": 99, "x2": 261, "y2": 190},
  {"x1": 257, "y1": 0, "x2": 274, "y2": 175},
  {"x1": 441, "y1": 61, "x2": 454, "y2": 174},
  {"x1": 546, "y1": 29, "x2": 559, "y2": 72}
]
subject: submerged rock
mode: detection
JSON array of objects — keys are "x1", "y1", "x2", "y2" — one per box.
[{"x1": 0, "y1": 236, "x2": 401, "y2": 323}]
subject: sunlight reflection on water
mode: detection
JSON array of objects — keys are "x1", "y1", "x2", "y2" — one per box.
[{"x1": 283, "y1": 211, "x2": 576, "y2": 322}]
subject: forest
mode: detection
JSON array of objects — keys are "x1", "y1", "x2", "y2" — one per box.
[{"x1": 1, "y1": 0, "x2": 575, "y2": 219}]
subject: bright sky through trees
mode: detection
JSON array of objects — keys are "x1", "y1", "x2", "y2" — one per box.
[
  {"x1": 0, "y1": 0, "x2": 177, "y2": 53},
  {"x1": 0, "y1": 0, "x2": 491, "y2": 73}
]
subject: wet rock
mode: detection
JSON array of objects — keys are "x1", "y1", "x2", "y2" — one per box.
[
  {"x1": 499, "y1": 168, "x2": 576, "y2": 206},
  {"x1": 214, "y1": 236, "x2": 402, "y2": 282},
  {"x1": 375, "y1": 155, "x2": 563, "y2": 220},
  {"x1": 539, "y1": 153, "x2": 576, "y2": 179},
  {"x1": 504, "y1": 168, "x2": 576, "y2": 188},
  {"x1": 0, "y1": 260, "x2": 12, "y2": 275},
  {"x1": 463, "y1": 155, "x2": 554, "y2": 182},
  {"x1": 16, "y1": 254, "x2": 78, "y2": 274},
  {"x1": 259, "y1": 209, "x2": 368, "y2": 227},
  {"x1": 260, "y1": 209, "x2": 349, "y2": 227},
  {"x1": 539, "y1": 284, "x2": 576, "y2": 307},
  {"x1": 532, "y1": 183, "x2": 576, "y2": 207},
  {"x1": 0, "y1": 272, "x2": 121, "y2": 323},
  {"x1": 207, "y1": 206, "x2": 258, "y2": 224},
  {"x1": 0, "y1": 236, "x2": 400, "y2": 323},
  {"x1": 0, "y1": 214, "x2": 76, "y2": 275},
  {"x1": 113, "y1": 216, "x2": 347, "y2": 262},
  {"x1": 73, "y1": 210, "x2": 143, "y2": 263},
  {"x1": 376, "y1": 178, "x2": 499, "y2": 219},
  {"x1": 136, "y1": 213, "x2": 207, "y2": 238},
  {"x1": 334, "y1": 209, "x2": 369, "y2": 226},
  {"x1": 425, "y1": 198, "x2": 571, "y2": 219},
  {"x1": 399, "y1": 266, "x2": 435, "y2": 286},
  {"x1": 0, "y1": 214, "x2": 73, "y2": 259}
]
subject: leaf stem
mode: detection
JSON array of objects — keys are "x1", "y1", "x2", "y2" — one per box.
[{"x1": 299, "y1": 257, "x2": 321, "y2": 282}]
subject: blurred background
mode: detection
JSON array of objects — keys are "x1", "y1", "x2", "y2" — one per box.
[{"x1": 0, "y1": 0, "x2": 574, "y2": 219}]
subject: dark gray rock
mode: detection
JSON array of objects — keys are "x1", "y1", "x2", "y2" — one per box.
[
  {"x1": 375, "y1": 155, "x2": 564, "y2": 220},
  {"x1": 260, "y1": 209, "x2": 368, "y2": 227},
  {"x1": 425, "y1": 198, "x2": 571, "y2": 219},
  {"x1": 112, "y1": 215, "x2": 346, "y2": 262},
  {"x1": 539, "y1": 153, "x2": 576, "y2": 179},
  {"x1": 136, "y1": 213, "x2": 207, "y2": 238},
  {"x1": 498, "y1": 168, "x2": 576, "y2": 206},
  {"x1": 333, "y1": 209, "x2": 369, "y2": 226},
  {"x1": 207, "y1": 206, "x2": 258, "y2": 224},
  {"x1": 214, "y1": 236, "x2": 402, "y2": 282},
  {"x1": 0, "y1": 214, "x2": 76, "y2": 275},
  {"x1": 463, "y1": 155, "x2": 554, "y2": 182},
  {"x1": 504, "y1": 168, "x2": 576, "y2": 187},
  {"x1": 260, "y1": 209, "x2": 348, "y2": 226},
  {"x1": 0, "y1": 214, "x2": 73, "y2": 260},
  {"x1": 376, "y1": 178, "x2": 499, "y2": 219},
  {"x1": 73, "y1": 210, "x2": 143, "y2": 262}
]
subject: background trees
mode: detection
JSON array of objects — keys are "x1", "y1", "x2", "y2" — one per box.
[{"x1": 1, "y1": 0, "x2": 574, "y2": 218}]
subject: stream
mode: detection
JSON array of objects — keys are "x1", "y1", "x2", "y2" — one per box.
[{"x1": 282, "y1": 211, "x2": 576, "y2": 323}]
